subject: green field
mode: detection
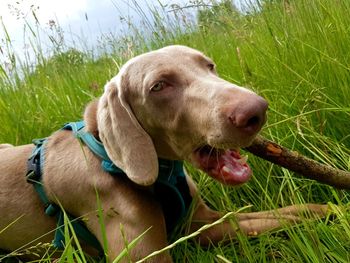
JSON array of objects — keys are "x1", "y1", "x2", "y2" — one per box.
[{"x1": 1, "y1": 0, "x2": 350, "y2": 262}]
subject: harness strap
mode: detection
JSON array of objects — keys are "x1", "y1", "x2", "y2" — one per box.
[
  {"x1": 64, "y1": 121, "x2": 108, "y2": 160},
  {"x1": 63, "y1": 122, "x2": 192, "y2": 232},
  {"x1": 26, "y1": 138, "x2": 104, "y2": 255},
  {"x1": 26, "y1": 121, "x2": 192, "y2": 256},
  {"x1": 26, "y1": 139, "x2": 57, "y2": 214},
  {"x1": 63, "y1": 121, "x2": 123, "y2": 174}
]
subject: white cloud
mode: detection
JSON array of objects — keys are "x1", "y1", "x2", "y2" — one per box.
[
  {"x1": 0, "y1": 0, "x2": 92, "y2": 61},
  {"x1": 0, "y1": 0, "x2": 88, "y2": 26},
  {"x1": 0, "y1": 0, "x2": 235, "y2": 67},
  {"x1": 35, "y1": 0, "x2": 88, "y2": 21},
  {"x1": 0, "y1": 0, "x2": 91, "y2": 44}
]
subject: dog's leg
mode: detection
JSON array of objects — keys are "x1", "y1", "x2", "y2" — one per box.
[
  {"x1": 185, "y1": 175, "x2": 328, "y2": 245},
  {"x1": 189, "y1": 200, "x2": 329, "y2": 245},
  {"x1": 85, "y1": 191, "x2": 173, "y2": 263}
]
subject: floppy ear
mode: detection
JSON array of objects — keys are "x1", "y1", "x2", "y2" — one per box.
[{"x1": 97, "y1": 79, "x2": 158, "y2": 186}]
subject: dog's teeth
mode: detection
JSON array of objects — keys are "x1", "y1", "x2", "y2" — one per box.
[
  {"x1": 222, "y1": 166, "x2": 231, "y2": 173},
  {"x1": 238, "y1": 155, "x2": 248, "y2": 165}
]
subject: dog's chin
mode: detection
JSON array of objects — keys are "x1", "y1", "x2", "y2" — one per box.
[{"x1": 191, "y1": 145, "x2": 251, "y2": 186}]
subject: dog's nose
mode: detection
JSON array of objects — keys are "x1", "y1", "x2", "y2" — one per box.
[{"x1": 229, "y1": 96, "x2": 268, "y2": 135}]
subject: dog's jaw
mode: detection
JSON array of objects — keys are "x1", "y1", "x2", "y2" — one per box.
[{"x1": 191, "y1": 145, "x2": 251, "y2": 186}]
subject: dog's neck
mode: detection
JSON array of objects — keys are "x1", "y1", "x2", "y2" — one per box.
[{"x1": 84, "y1": 99, "x2": 100, "y2": 139}]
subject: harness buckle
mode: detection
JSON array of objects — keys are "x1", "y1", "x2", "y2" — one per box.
[{"x1": 26, "y1": 150, "x2": 41, "y2": 183}]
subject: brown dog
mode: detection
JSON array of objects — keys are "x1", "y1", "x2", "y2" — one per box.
[{"x1": 0, "y1": 45, "x2": 328, "y2": 262}]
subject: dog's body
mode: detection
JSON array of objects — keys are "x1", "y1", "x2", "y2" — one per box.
[{"x1": 0, "y1": 46, "x2": 328, "y2": 262}]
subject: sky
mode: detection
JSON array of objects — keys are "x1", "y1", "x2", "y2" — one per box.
[
  {"x1": 0, "y1": 0, "x2": 247, "y2": 69},
  {"x1": 0, "y1": 0, "x2": 191, "y2": 67}
]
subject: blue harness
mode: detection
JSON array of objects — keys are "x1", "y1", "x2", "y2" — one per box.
[{"x1": 26, "y1": 121, "x2": 192, "y2": 255}]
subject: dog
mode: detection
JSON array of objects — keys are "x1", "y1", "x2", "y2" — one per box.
[{"x1": 0, "y1": 45, "x2": 328, "y2": 262}]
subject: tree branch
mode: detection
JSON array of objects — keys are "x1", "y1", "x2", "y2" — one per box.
[{"x1": 244, "y1": 135, "x2": 350, "y2": 189}]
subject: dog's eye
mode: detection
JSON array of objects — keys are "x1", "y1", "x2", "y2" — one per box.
[
  {"x1": 207, "y1": 63, "x2": 215, "y2": 71},
  {"x1": 150, "y1": 81, "x2": 164, "y2": 92}
]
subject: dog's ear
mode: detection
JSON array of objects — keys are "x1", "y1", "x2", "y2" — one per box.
[
  {"x1": 97, "y1": 79, "x2": 158, "y2": 186},
  {"x1": 84, "y1": 99, "x2": 99, "y2": 138}
]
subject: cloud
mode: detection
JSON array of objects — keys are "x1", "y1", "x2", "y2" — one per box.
[
  {"x1": 36, "y1": 0, "x2": 88, "y2": 21},
  {"x1": 0, "y1": 0, "x2": 90, "y2": 48},
  {"x1": 0, "y1": 0, "x2": 88, "y2": 26},
  {"x1": 0, "y1": 0, "x2": 205, "y2": 65}
]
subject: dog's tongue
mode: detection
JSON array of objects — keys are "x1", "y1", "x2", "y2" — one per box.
[{"x1": 194, "y1": 148, "x2": 251, "y2": 185}]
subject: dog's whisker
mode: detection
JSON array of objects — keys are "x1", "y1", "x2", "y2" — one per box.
[{"x1": 1, "y1": 45, "x2": 328, "y2": 263}]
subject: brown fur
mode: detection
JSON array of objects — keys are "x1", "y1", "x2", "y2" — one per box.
[{"x1": 0, "y1": 46, "x2": 329, "y2": 262}]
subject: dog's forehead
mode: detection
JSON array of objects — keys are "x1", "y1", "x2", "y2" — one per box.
[
  {"x1": 125, "y1": 46, "x2": 210, "y2": 73},
  {"x1": 157, "y1": 45, "x2": 206, "y2": 58},
  {"x1": 112, "y1": 46, "x2": 213, "y2": 93}
]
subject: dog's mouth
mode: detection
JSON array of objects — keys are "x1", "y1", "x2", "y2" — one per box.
[{"x1": 192, "y1": 145, "x2": 251, "y2": 186}]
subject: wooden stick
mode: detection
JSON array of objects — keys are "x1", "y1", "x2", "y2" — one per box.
[{"x1": 244, "y1": 135, "x2": 350, "y2": 189}]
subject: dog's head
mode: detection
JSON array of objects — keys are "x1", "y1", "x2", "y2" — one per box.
[{"x1": 95, "y1": 45, "x2": 268, "y2": 186}]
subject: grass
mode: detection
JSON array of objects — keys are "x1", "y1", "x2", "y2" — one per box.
[{"x1": 1, "y1": 0, "x2": 350, "y2": 262}]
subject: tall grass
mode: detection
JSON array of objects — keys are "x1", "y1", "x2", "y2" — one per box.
[{"x1": 1, "y1": 0, "x2": 350, "y2": 262}]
